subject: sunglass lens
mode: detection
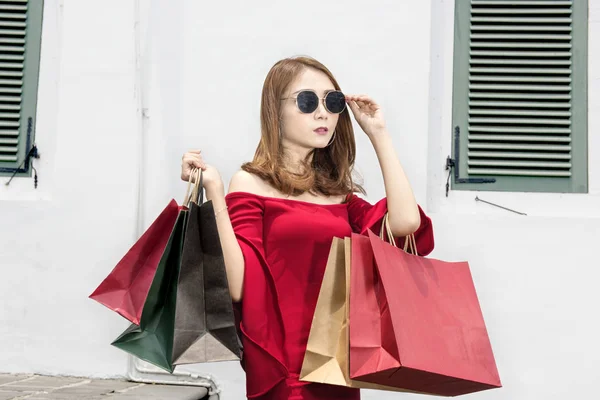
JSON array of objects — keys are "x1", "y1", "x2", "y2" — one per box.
[
  {"x1": 326, "y1": 91, "x2": 346, "y2": 114},
  {"x1": 296, "y1": 91, "x2": 319, "y2": 113}
]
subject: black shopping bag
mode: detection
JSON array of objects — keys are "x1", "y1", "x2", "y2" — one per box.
[{"x1": 172, "y1": 170, "x2": 242, "y2": 365}]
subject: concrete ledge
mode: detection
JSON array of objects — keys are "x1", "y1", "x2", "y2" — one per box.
[{"x1": 0, "y1": 374, "x2": 210, "y2": 400}]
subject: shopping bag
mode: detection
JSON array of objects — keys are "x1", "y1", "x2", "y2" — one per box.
[
  {"x1": 110, "y1": 208, "x2": 188, "y2": 373},
  {"x1": 172, "y1": 171, "x2": 241, "y2": 365},
  {"x1": 89, "y1": 199, "x2": 180, "y2": 325},
  {"x1": 299, "y1": 237, "x2": 416, "y2": 393},
  {"x1": 111, "y1": 169, "x2": 241, "y2": 372},
  {"x1": 349, "y1": 216, "x2": 502, "y2": 396},
  {"x1": 109, "y1": 169, "x2": 199, "y2": 372}
]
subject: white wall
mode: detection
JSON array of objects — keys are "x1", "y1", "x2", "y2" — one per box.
[
  {"x1": 0, "y1": 0, "x2": 598, "y2": 399},
  {"x1": 0, "y1": 0, "x2": 137, "y2": 378},
  {"x1": 147, "y1": 0, "x2": 434, "y2": 207}
]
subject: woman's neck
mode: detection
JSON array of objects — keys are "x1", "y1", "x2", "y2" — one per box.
[{"x1": 282, "y1": 145, "x2": 313, "y2": 174}]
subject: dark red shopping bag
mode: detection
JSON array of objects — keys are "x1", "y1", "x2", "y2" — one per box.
[
  {"x1": 89, "y1": 199, "x2": 181, "y2": 324},
  {"x1": 349, "y1": 227, "x2": 502, "y2": 397}
]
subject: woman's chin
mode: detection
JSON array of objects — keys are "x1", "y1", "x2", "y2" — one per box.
[{"x1": 312, "y1": 136, "x2": 331, "y2": 149}]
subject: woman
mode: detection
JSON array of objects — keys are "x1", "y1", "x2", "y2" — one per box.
[{"x1": 180, "y1": 56, "x2": 434, "y2": 399}]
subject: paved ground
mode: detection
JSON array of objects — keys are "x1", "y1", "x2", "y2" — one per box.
[{"x1": 0, "y1": 374, "x2": 213, "y2": 400}]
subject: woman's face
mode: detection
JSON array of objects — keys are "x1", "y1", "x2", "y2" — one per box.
[{"x1": 280, "y1": 68, "x2": 340, "y2": 153}]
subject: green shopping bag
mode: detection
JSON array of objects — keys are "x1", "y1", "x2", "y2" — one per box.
[{"x1": 111, "y1": 209, "x2": 188, "y2": 373}]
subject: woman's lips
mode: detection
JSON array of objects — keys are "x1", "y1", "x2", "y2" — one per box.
[{"x1": 314, "y1": 127, "x2": 329, "y2": 135}]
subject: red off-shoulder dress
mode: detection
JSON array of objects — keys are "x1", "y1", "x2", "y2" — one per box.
[{"x1": 225, "y1": 191, "x2": 435, "y2": 399}]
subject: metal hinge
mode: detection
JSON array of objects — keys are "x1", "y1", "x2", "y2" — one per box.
[{"x1": 445, "y1": 126, "x2": 496, "y2": 197}]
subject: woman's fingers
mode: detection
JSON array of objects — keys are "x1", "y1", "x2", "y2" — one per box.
[
  {"x1": 347, "y1": 100, "x2": 360, "y2": 115},
  {"x1": 346, "y1": 94, "x2": 379, "y2": 110},
  {"x1": 183, "y1": 153, "x2": 205, "y2": 169},
  {"x1": 181, "y1": 150, "x2": 207, "y2": 181}
]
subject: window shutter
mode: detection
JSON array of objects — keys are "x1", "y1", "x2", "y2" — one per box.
[
  {"x1": 0, "y1": 0, "x2": 43, "y2": 176},
  {"x1": 451, "y1": 0, "x2": 588, "y2": 193}
]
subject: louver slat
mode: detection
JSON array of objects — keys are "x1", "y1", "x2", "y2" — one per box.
[
  {"x1": 471, "y1": 1, "x2": 572, "y2": 5},
  {"x1": 0, "y1": 0, "x2": 27, "y2": 166},
  {"x1": 467, "y1": 0, "x2": 574, "y2": 177}
]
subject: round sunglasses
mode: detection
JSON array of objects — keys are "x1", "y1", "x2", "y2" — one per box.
[{"x1": 282, "y1": 90, "x2": 347, "y2": 114}]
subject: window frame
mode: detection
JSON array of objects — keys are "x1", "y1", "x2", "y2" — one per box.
[
  {"x1": 0, "y1": 0, "x2": 44, "y2": 178},
  {"x1": 449, "y1": 0, "x2": 588, "y2": 194}
]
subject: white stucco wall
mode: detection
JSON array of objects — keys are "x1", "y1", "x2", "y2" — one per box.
[
  {"x1": 0, "y1": 0, "x2": 598, "y2": 399},
  {"x1": 0, "y1": 0, "x2": 136, "y2": 378}
]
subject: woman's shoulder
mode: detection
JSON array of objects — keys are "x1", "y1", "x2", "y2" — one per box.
[
  {"x1": 227, "y1": 170, "x2": 272, "y2": 197},
  {"x1": 225, "y1": 170, "x2": 276, "y2": 207}
]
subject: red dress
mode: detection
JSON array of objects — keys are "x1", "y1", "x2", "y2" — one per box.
[{"x1": 225, "y1": 191, "x2": 435, "y2": 399}]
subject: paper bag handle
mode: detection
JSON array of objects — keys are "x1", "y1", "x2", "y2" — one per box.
[
  {"x1": 379, "y1": 212, "x2": 418, "y2": 256},
  {"x1": 183, "y1": 168, "x2": 204, "y2": 206}
]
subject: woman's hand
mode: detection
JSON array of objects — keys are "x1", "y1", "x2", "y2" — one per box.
[
  {"x1": 346, "y1": 94, "x2": 387, "y2": 138},
  {"x1": 181, "y1": 150, "x2": 223, "y2": 192},
  {"x1": 181, "y1": 151, "x2": 245, "y2": 302}
]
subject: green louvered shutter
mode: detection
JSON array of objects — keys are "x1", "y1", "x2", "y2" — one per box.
[
  {"x1": 0, "y1": 0, "x2": 43, "y2": 177},
  {"x1": 451, "y1": 0, "x2": 588, "y2": 193}
]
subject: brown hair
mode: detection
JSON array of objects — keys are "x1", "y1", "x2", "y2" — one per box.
[{"x1": 241, "y1": 56, "x2": 365, "y2": 198}]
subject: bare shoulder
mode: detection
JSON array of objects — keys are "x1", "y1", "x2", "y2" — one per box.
[{"x1": 228, "y1": 170, "x2": 272, "y2": 196}]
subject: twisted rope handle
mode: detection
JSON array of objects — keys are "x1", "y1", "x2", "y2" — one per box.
[
  {"x1": 379, "y1": 213, "x2": 418, "y2": 256},
  {"x1": 183, "y1": 168, "x2": 203, "y2": 206}
]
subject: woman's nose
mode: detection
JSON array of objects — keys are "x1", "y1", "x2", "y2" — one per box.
[{"x1": 314, "y1": 99, "x2": 328, "y2": 119}]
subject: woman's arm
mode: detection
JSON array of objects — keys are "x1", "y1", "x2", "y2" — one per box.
[
  {"x1": 204, "y1": 179, "x2": 246, "y2": 302},
  {"x1": 346, "y1": 94, "x2": 421, "y2": 237},
  {"x1": 181, "y1": 150, "x2": 246, "y2": 302},
  {"x1": 370, "y1": 132, "x2": 421, "y2": 236}
]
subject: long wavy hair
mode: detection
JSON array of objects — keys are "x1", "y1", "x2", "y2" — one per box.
[{"x1": 241, "y1": 56, "x2": 365, "y2": 197}]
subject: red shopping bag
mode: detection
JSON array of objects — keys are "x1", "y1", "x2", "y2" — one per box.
[
  {"x1": 349, "y1": 227, "x2": 502, "y2": 396},
  {"x1": 90, "y1": 170, "x2": 203, "y2": 324},
  {"x1": 89, "y1": 199, "x2": 181, "y2": 324}
]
